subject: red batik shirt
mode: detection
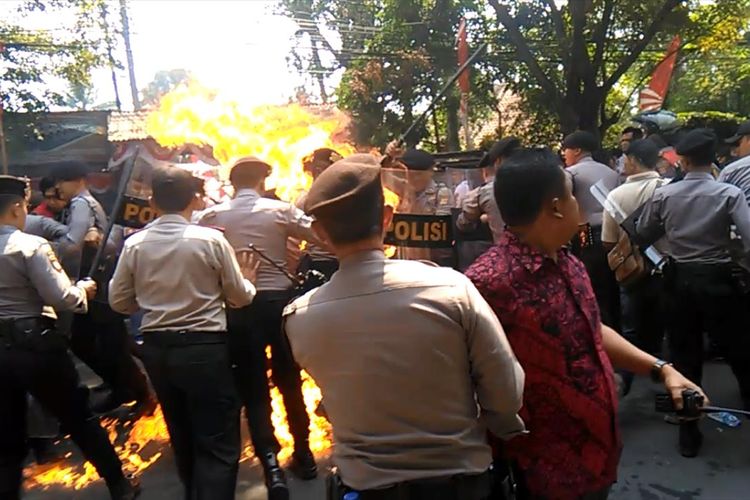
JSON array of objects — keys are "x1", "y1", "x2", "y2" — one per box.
[{"x1": 465, "y1": 232, "x2": 621, "y2": 499}]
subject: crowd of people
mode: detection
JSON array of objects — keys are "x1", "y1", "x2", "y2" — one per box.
[{"x1": 0, "y1": 117, "x2": 748, "y2": 500}]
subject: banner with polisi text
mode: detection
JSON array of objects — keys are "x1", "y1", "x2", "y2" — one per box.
[
  {"x1": 116, "y1": 195, "x2": 157, "y2": 228},
  {"x1": 385, "y1": 214, "x2": 454, "y2": 249}
]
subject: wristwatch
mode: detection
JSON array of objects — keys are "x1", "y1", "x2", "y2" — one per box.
[{"x1": 650, "y1": 359, "x2": 672, "y2": 383}]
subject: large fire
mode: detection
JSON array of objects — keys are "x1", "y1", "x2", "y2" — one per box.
[{"x1": 27, "y1": 82, "x2": 405, "y2": 491}]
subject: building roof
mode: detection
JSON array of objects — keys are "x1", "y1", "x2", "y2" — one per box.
[{"x1": 107, "y1": 111, "x2": 151, "y2": 142}]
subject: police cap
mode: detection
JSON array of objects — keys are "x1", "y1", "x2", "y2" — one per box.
[
  {"x1": 229, "y1": 156, "x2": 273, "y2": 178},
  {"x1": 304, "y1": 158, "x2": 382, "y2": 217},
  {"x1": 675, "y1": 128, "x2": 717, "y2": 158},
  {"x1": 478, "y1": 137, "x2": 522, "y2": 168},
  {"x1": 400, "y1": 149, "x2": 436, "y2": 171},
  {"x1": 0, "y1": 175, "x2": 28, "y2": 198},
  {"x1": 562, "y1": 131, "x2": 599, "y2": 153},
  {"x1": 53, "y1": 161, "x2": 90, "y2": 182},
  {"x1": 725, "y1": 120, "x2": 750, "y2": 145}
]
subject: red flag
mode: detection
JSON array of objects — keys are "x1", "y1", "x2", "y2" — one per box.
[
  {"x1": 457, "y1": 18, "x2": 469, "y2": 94},
  {"x1": 639, "y1": 35, "x2": 681, "y2": 111}
]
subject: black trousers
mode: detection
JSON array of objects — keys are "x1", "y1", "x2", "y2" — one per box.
[
  {"x1": 0, "y1": 327, "x2": 124, "y2": 498},
  {"x1": 620, "y1": 274, "x2": 665, "y2": 356},
  {"x1": 571, "y1": 227, "x2": 621, "y2": 329},
  {"x1": 226, "y1": 290, "x2": 310, "y2": 456},
  {"x1": 71, "y1": 302, "x2": 150, "y2": 404},
  {"x1": 140, "y1": 333, "x2": 240, "y2": 500},
  {"x1": 665, "y1": 263, "x2": 750, "y2": 407}
]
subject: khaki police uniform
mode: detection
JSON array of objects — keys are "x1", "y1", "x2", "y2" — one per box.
[
  {"x1": 110, "y1": 211, "x2": 255, "y2": 499},
  {"x1": 198, "y1": 188, "x2": 317, "y2": 461},
  {"x1": 285, "y1": 159, "x2": 525, "y2": 499},
  {"x1": 637, "y1": 131, "x2": 750, "y2": 410},
  {"x1": 0, "y1": 190, "x2": 130, "y2": 498}
]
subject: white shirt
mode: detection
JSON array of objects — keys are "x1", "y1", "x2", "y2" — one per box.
[{"x1": 109, "y1": 214, "x2": 255, "y2": 332}]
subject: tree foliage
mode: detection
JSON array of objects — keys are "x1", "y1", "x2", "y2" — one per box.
[
  {"x1": 281, "y1": 0, "x2": 750, "y2": 148},
  {"x1": 140, "y1": 69, "x2": 193, "y2": 107},
  {"x1": 0, "y1": 0, "x2": 113, "y2": 113}
]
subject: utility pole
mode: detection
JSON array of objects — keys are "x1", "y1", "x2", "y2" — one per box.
[
  {"x1": 100, "y1": 3, "x2": 122, "y2": 111},
  {"x1": 120, "y1": 0, "x2": 140, "y2": 110},
  {"x1": 0, "y1": 44, "x2": 9, "y2": 174}
]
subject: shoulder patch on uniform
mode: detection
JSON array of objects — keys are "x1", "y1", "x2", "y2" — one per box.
[
  {"x1": 45, "y1": 245, "x2": 63, "y2": 273},
  {"x1": 282, "y1": 302, "x2": 297, "y2": 317}
]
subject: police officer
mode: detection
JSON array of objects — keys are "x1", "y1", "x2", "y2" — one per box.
[
  {"x1": 54, "y1": 162, "x2": 154, "y2": 415},
  {"x1": 0, "y1": 176, "x2": 139, "y2": 499},
  {"x1": 457, "y1": 137, "x2": 520, "y2": 243},
  {"x1": 109, "y1": 166, "x2": 258, "y2": 499},
  {"x1": 562, "y1": 131, "x2": 621, "y2": 329},
  {"x1": 294, "y1": 148, "x2": 342, "y2": 280},
  {"x1": 283, "y1": 158, "x2": 525, "y2": 500},
  {"x1": 198, "y1": 157, "x2": 319, "y2": 499},
  {"x1": 720, "y1": 119, "x2": 750, "y2": 202},
  {"x1": 637, "y1": 128, "x2": 750, "y2": 457},
  {"x1": 391, "y1": 149, "x2": 454, "y2": 264}
]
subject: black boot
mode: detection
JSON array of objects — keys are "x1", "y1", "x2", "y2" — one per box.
[
  {"x1": 289, "y1": 445, "x2": 318, "y2": 480},
  {"x1": 261, "y1": 452, "x2": 289, "y2": 500},
  {"x1": 679, "y1": 420, "x2": 703, "y2": 458},
  {"x1": 107, "y1": 474, "x2": 141, "y2": 500}
]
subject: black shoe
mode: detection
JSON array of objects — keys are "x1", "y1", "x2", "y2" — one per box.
[
  {"x1": 90, "y1": 390, "x2": 126, "y2": 415},
  {"x1": 29, "y1": 437, "x2": 64, "y2": 465},
  {"x1": 289, "y1": 447, "x2": 318, "y2": 480},
  {"x1": 679, "y1": 421, "x2": 703, "y2": 458},
  {"x1": 261, "y1": 452, "x2": 289, "y2": 500},
  {"x1": 108, "y1": 474, "x2": 141, "y2": 500}
]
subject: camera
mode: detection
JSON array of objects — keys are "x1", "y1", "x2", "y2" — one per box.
[{"x1": 655, "y1": 389, "x2": 704, "y2": 418}]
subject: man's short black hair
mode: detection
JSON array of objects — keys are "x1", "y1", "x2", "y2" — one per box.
[
  {"x1": 494, "y1": 148, "x2": 567, "y2": 227},
  {"x1": 627, "y1": 139, "x2": 660, "y2": 169},
  {"x1": 562, "y1": 130, "x2": 599, "y2": 153},
  {"x1": 622, "y1": 126, "x2": 644, "y2": 139},
  {"x1": 39, "y1": 177, "x2": 56, "y2": 194},
  {"x1": 151, "y1": 166, "x2": 197, "y2": 212},
  {"x1": 0, "y1": 195, "x2": 23, "y2": 214}
]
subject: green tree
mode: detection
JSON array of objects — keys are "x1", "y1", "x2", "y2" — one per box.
[
  {"x1": 0, "y1": 0, "x2": 111, "y2": 113},
  {"x1": 140, "y1": 69, "x2": 193, "y2": 107}
]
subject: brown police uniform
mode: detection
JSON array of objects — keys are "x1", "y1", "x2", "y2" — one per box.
[{"x1": 284, "y1": 160, "x2": 525, "y2": 499}]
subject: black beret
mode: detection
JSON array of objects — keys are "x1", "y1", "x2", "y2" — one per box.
[
  {"x1": 626, "y1": 139, "x2": 660, "y2": 169},
  {"x1": 478, "y1": 137, "x2": 522, "y2": 168},
  {"x1": 53, "y1": 161, "x2": 90, "y2": 182},
  {"x1": 0, "y1": 175, "x2": 28, "y2": 198},
  {"x1": 675, "y1": 128, "x2": 717, "y2": 157},
  {"x1": 725, "y1": 119, "x2": 750, "y2": 145},
  {"x1": 151, "y1": 166, "x2": 198, "y2": 199},
  {"x1": 229, "y1": 156, "x2": 273, "y2": 177},
  {"x1": 304, "y1": 158, "x2": 382, "y2": 217},
  {"x1": 400, "y1": 149, "x2": 436, "y2": 171},
  {"x1": 562, "y1": 131, "x2": 599, "y2": 152}
]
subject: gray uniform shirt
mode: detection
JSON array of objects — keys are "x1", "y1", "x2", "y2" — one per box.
[
  {"x1": 568, "y1": 156, "x2": 619, "y2": 227},
  {"x1": 58, "y1": 189, "x2": 110, "y2": 279},
  {"x1": 24, "y1": 215, "x2": 68, "y2": 242},
  {"x1": 718, "y1": 155, "x2": 750, "y2": 203},
  {"x1": 285, "y1": 250, "x2": 525, "y2": 490},
  {"x1": 198, "y1": 189, "x2": 319, "y2": 291},
  {"x1": 109, "y1": 214, "x2": 256, "y2": 332},
  {"x1": 0, "y1": 225, "x2": 87, "y2": 319},
  {"x1": 637, "y1": 172, "x2": 750, "y2": 263},
  {"x1": 456, "y1": 181, "x2": 505, "y2": 242}
]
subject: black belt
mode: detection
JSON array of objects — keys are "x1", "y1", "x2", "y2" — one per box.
[
  {"x1": 142, "y1": 331, "x2": 228, "y2": 347},
  {"x1": 0, "y1": 316, "x2": 57, "y2": 347},
  {"x1": 352, "y1": 471, "x2": 491, "y2": 500}
]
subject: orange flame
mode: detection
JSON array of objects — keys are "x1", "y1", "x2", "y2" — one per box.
[
  {"x1": 26, "y1": 407, "x2": 169, "y2": 490},
  {"x1": 146, "y1": 82, "x2": 355, "y2": 203}
]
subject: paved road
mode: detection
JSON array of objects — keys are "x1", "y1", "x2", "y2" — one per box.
[{"x1": 24, "y1": 362, "x2": 749, "y2": 499}]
